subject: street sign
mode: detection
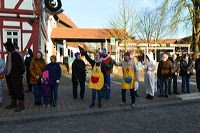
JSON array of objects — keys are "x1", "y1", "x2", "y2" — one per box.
[{"x1": 110, "y1": 37, "x2": 115, "y2": 45}]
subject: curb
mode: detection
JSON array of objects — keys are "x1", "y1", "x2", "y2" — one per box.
[{"x1": 0, "y1": 98, "x2": 200, "y2": 124}]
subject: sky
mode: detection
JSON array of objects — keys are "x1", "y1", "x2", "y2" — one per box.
[{"x1": 62, "y1": 0, "x2": 189, "y2": 38}]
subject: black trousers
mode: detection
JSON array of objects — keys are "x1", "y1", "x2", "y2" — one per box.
[
  {"x1": 121, "y1": 89, "x2": 135, "y2": 104},
  {"x1": 168, "y1": 74, "x2": 178, "y2": 94},
  {"x1": 6, "y1": 75, "x2": 24, "y2": 101},
  {"x1": 72, "y1": 80, "x2": 85, "y2": 99},
  {"x1": 26, "y1": 69, "x2": 32, "y2": 91}
]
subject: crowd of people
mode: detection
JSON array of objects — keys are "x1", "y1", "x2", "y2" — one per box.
[
  {"x1": 0, "y1": 41, "x2": 200, "y2": 112},
  {"x1": 73, "y1": 45, "x2": 200, "y2": 108},
  {"x1": 0, "y1": 41, "x2": 61, "y2": 112}
]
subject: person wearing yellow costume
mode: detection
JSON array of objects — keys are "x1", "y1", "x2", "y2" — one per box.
[
  {"x1": 115, "y1": 52, "x2": 139, "y2": 107},
  {"x1": 83, "y1": 50, "x2": 108, "y2": 108}
]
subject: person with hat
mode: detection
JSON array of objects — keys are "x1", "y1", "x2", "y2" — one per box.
[
  {"x1": 72, "y1": 52, "x2": 86, "y2": 99},
  {"x1": 115, "y1": 52, "x2": 139, "y2": 107},
  {"x1": 101, "y1": 48, "x2": 113, "y2": 100},
  {"x1": 80, "y1": 46, "x2": 108, "y2": 108},
  {"x1": 3, "y1": 41, "x2": 25, "y2": 112},
  {"x1": 45, "y1": 55, "x2": 61, "y2": 107}
]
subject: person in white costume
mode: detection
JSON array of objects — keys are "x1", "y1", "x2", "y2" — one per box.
[{"x1": 144, "y1": 52, "x2": 156, "y2": 100}]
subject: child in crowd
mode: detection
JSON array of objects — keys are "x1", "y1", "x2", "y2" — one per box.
[{"x1": 40, "y1": 70, "x2": 51, "y2": 108}]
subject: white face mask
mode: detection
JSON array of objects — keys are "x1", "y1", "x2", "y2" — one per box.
[{"x1": 186, "y1": 57, "x2": 189, "y2": 60}]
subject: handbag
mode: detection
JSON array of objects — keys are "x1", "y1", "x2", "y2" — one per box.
[{"x1": 134, "y1": 81, "x2": 139, "y2": 91}]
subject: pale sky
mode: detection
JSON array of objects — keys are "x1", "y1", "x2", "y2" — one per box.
[
  {"x1": 62, "y1": 0, "x2": 190, "y2": 38},
  {"x1": 62, "y1": 0, "x2": 157, "y2": 28}
]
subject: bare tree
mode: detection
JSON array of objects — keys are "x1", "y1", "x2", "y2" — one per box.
[
  {"x1": 107, "y1": 0, "x2": 136, "y2": 51},
  {"x1": 136, "y1": 8, "x2": 169, "y2": 44},
  {"x1": 159, "y1": 0, "x2": 200, "y2": 58}
]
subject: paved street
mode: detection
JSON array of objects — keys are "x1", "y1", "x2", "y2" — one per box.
[{"x1": 0, "y1": 101, "x2": 200, "y2": 133}]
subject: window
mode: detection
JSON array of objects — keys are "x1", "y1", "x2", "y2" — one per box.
[
  {"x1": 68, "y1": 49, "x2": 70, "y2": 56},
  {"x1": 4, "y1": 29, "x2": 20, "y2": 51},
  {"x1": 60, "y1": 48, "x2": 63, "y2": 56},
  {"x1": 71, "y1": 50, "x2": 73, "y2": 58}
]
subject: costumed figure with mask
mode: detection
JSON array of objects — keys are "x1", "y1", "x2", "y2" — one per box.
[
  {"x1": 144, "y1": 52, "x2": 156, "y2": 100},
  {"x1": 115, "y1": 52, "x2": 139, "y2": 107},
  {"x1": 79, "y1": 45, "x2": 108, "y2": 108},
  {"x1": 4, "y1": 41, "x2": 25, "y2": 112},
  {"x1": 100, "y1": 48, "x2": 113, "y2": 99}
]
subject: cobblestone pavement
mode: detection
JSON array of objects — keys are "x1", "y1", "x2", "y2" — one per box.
[
  {"x1": 0, "y1": 101, "x2": 200, "y2": 133},
  {"x1": 0, "y1": 65, "x2": 198, "y2": 120}
]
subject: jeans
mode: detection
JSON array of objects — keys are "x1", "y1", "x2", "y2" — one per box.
[
  {"x1": 121, "y1": 89, "x2": 135, "y2": 104},
  {"x1": 160, "y1": 78, "x2": 169, "y2": 96},
  {"x1": 91, "y1": 89, "x2": 101, "y2": 105},
  {"x1": 157, "y1": 78, "x2": 161, "y2": 91},
  {"x1": 50, "y1": 84, "x2": 58, "y2": 105},
  {"x1": 102, "y1": 74, "x2": 111, "y2": 99},
  {"x1": 72, "y1": 80, "x2": 85, "y2": 99},
  {"x1": 106, "y1": 74, "x2": 111, "y2": 99},
  {"x1": 196, "y1": 75, "x2": 200, "y2": 92},
  {"x1": 168, "y1": 74, "x2": 178, "y2": 94},
  {"x1": 182, "y1": 75, "x2": 190, "y2": 93},
  {"x1": 33, "y1": 84, "x2": 41, "y2": 102}
]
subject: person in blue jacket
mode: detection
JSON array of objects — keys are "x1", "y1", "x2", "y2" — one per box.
[{"x1": 45, "y1": 55, "x2": 61, "y2": 107}]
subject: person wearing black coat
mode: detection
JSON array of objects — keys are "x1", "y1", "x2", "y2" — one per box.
[
  {"x1": 195, "y1": 55, "x2": 200, "y2": 92},
  {"x1": 3, "y1": 41, "x2": 25, "y2": 112},
  {"x1": 72, "y1": 52, "x2": 86, "y2": 99},
  {"x1": 24, "y1": 48, "x2": 34, "y2": 92},
  {"x1": 180, "y1": 53, "x2": 193, "y2": 93},
  {"x1": 45, "y1": 55, "x2": 61, "y2": 107}
]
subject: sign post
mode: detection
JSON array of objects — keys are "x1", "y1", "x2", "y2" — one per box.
[{"x1": 110, "y1": 37, "x2": 116, "y2": 45}]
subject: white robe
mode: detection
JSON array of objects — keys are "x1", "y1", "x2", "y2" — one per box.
[{"x1": 144, "y1": 54, "x2": 156, "y2": 96}]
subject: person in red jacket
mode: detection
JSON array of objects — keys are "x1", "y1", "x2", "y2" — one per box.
[{"x1": 101, "y1": 48, "x2": 113, "y2": 99}]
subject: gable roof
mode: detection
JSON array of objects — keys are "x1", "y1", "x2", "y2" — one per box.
[
  {"x1": 57, "y1": 13, "x2": 77, "y2": 28},
  {"x1": 51, "y1": 28, "x2": 124, "y2": 40}
]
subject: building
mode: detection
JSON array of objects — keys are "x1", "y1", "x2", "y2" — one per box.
[
  {"x1": 0, "y1": 0, "x2": 41, "y2": 58},
  {"x1": 0, "y1": 0, "x2": 63, "y2": 62}
]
